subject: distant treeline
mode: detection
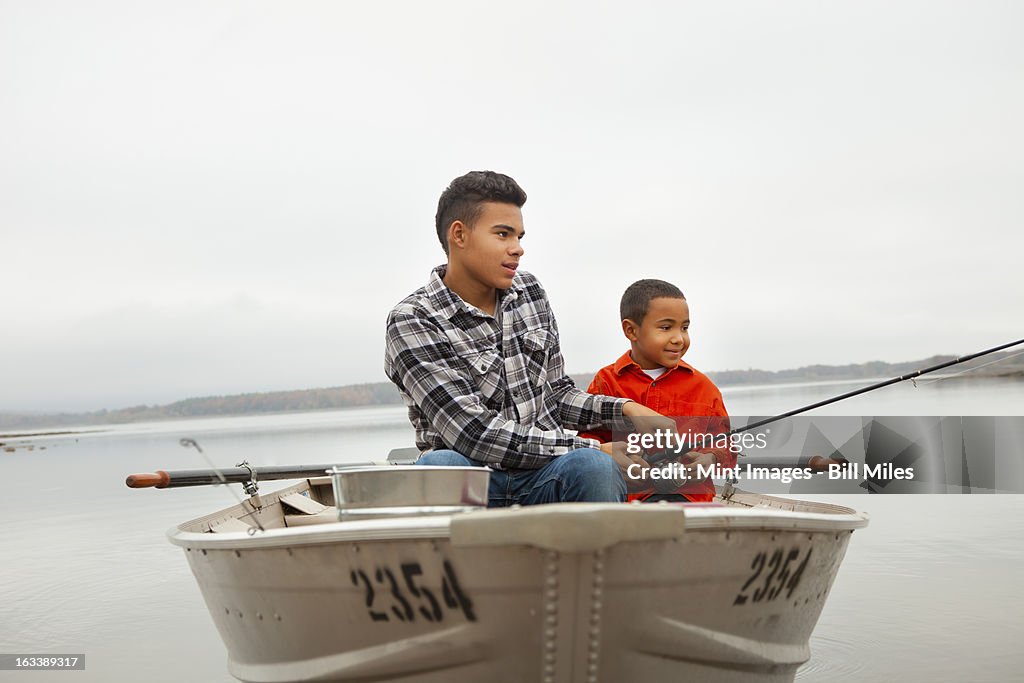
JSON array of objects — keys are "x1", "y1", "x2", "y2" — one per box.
[
  {"x1": 710, "y1": 356, "x2": 961, "y2": 386},
  {"x1": 0, "y1": 383, "x2": 401, "y2": 431},
  {"x1": 2, "y1": 352, "x2": 1021, "y2": 431}
]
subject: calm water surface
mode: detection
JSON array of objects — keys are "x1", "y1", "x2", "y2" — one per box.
[{"x1": 1, "y1": 378, "x2": 1022, "y2": 682}]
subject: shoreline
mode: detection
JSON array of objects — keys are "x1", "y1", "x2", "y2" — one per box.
[
  {"x1": 1, "y1": 373, "x2": 1020, "y2": 434},
  {"x1": 0, "y1": 429, "x2": 108, "y2": 439}
]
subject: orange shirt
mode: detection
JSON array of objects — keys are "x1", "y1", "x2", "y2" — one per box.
[{"x1": 583, "y1": 351, "x2": 734, "y2": 502}]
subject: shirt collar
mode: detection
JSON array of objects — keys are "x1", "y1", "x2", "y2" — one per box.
[
  {"x1": 425, "y1": 264, "x2": 521, "y2": 317},
  {"x1": 613, "y1": 350, "x2": 695, "y2": 377}
]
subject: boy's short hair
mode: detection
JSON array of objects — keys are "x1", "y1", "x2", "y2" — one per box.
[
  {"x1": 435, "y1": 171, "x2": 528, "y2": 254},
  {"x1": 620, "y1": 279, "x2": 686, "y2": 323}
]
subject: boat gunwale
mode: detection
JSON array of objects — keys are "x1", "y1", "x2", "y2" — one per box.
[{"x1": 168, "y1": 481, "x2": 868, "y2": 551}]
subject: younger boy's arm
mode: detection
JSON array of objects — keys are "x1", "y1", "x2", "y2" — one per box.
[
  {"x1": 700, "y1": 401, "x2": 736, "y2": 468},
  {"x1": 681, "y1": 400, "x2": 736, "y2": 469}
]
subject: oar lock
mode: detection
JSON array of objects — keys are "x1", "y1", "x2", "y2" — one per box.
[{"x1": 236, "y1": 460, "x2": 259, "y2": 496}]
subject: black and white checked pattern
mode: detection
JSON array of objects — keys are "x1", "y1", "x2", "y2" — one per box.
[{"x1": 385, "y1": 266, "x2": 629, "y2": 469}]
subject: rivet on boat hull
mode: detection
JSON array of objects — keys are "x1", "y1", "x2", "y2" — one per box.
[
  {"x1": 586, "y1": 549, "x2": 606, "y2": 680},
  {"x1": 541, "y1": 550, "x2": 560, "y2": 677}
]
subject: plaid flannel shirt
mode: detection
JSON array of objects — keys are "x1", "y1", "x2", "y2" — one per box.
[{"x1": 385, "y1": 266, "x2": 630, "y2": 469}]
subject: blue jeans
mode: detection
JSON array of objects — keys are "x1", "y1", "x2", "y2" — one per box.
[{"x1": 416, "y1": 448, "x2": 626, "y2": 507}]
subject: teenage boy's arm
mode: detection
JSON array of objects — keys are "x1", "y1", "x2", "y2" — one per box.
[
  {"x1": 577, "y1": 373, "x2": 613, "y2": 443},
  {"x1": 385, "y1": 307, "x2": 614, "y2": 469},
  {"x1": 546, "y1": 316, "x2": 676, "y2": 437},
  {"x1": 544, "y1": 311, "x2": 643, "y2": 433}
]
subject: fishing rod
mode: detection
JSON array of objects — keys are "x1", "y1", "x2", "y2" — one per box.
[
  {"x1": 645, "y1": 337, "x2": 1024, "y2": 466},
  {"x1": 733, "y1": 337, "x2": 1023, "y2": 433}
]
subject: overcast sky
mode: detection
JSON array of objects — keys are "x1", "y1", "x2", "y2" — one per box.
[{"x1": 2, "y1": 1, "x2": 1022, "y2": 412}]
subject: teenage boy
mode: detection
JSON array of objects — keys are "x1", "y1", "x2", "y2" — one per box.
[
  {"x1": 384, "y1": 171, "x2": 667, "y2": 506},
  {"x1": 583, "y1": 279, "x2": 734, "y2": 502}
]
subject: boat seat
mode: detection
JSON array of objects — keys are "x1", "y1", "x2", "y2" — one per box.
[
  {"x1": 387, "y1": 446, "x2": 420, "y2": 465},
  {"x1": 280, "y1": 492, "x2": 339, "y2": 527},
  {"x1": 284, "y1": 509, "x2": 339, "y2": 526}
]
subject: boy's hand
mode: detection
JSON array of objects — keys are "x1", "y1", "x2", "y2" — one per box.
[
  {"x1": 678, "y1": 451, "x2": 716, "y2": 479},
  {"x1": 599, "y1": 441, "x2": 651, "y2": 492},
  {"x1": 621, "y1": 401, "x2": 678, "y2": 437}
]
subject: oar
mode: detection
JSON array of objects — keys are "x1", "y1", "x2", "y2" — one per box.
[
  {"x1": 126, "y1": 462, "x2": 387, "y2": 489},
  {"x1": 646, "y1": 337, "x2": 1024, "y2": 465}
]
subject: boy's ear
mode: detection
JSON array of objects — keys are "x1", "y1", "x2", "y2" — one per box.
[
  {"x1": 448, "y1": 220, "x2": 471, "y2": 250},
  {"x1": 622, "y1": 318, "x2": 640, "y2": 342}
]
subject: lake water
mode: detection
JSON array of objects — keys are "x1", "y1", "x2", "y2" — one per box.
[{"x1": 1, "y1": 377, "x2": 1023, "y2": 682}]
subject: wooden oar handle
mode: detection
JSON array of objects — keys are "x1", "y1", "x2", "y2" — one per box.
[
  {"x1": 807, "y1": 455, "x2": 849, "y2": 472},
  {"x1": 125, "y1": 471, "x2": 171, "y2": 488},
  {"x1": 124, "y1": 462, "x2": 387, "y2": 489}
]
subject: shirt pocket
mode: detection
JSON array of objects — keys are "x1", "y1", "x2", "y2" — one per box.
[
  {"x1": 448, "y1": 334, "x2": 504, "y2": 406},
  {"x1": 664, "y1": 399, "x2": 717, "y2": 419},
  {"x1": 523, "y1": 327, "x2": 550, "y2": 352},
  {"x1": 521, "y1": 327, "x2": 551, "y2": 386}
]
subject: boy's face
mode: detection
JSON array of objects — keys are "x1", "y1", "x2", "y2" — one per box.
[
  {"x1": 449, "y1": 201, "x2": 525, "y2": 290},
  {"x1": 623, "y1": 297, "x2": 690, "y2": 370}
]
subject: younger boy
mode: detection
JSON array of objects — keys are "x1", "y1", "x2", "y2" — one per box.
[{"x1": 583, "y1": 279, "x2": 734, "y2": 502}]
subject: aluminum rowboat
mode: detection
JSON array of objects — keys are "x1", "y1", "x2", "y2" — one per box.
[{"x1": 168, "y1": 469, "x2": 867, "y2": 683}]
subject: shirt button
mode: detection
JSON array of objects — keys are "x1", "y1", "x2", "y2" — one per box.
[{"x1": 513, "y1": 390, "x2": 521, "y2": 397}]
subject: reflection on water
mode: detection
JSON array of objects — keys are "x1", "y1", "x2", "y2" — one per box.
[
  {"x1": 1, "y1": 380, "x2": 1022, "y2": 682},
  {"x1": 796, "y1": 494, "x2": 1024, "y2": 682}
]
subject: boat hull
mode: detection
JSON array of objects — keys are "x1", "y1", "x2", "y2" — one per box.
[{"x1": 171, "y1": 486, "x2": 866, "y2": 683}]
